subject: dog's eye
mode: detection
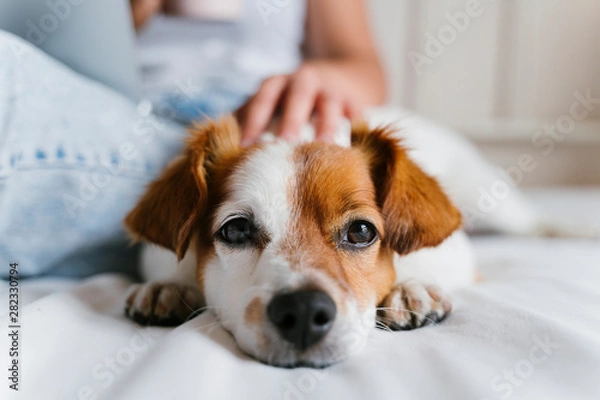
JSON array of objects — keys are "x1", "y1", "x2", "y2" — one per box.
[
  {"x1": 344, "y1": 221, "x2": 378, "y2": 247},
  {"x1": 219, "y1": 218, "x2": 256, "y2": 246}
]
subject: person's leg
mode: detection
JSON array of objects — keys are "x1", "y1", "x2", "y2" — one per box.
[{"x1": 0, "y1": 31, "x2": 186, "y2": 278}]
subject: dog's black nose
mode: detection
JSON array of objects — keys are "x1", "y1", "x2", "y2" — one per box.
[{"x1": 267, "y1": 290, "x2": 336, "y2": 351}]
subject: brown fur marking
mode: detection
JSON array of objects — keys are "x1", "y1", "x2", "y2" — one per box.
[
  {"x1": 244, "y1": 297, "x2": 264, "y2": 328},
  {"x1": 351, "y1": 122, "x2": 462, "y2": 255},
  {"x1": 285, "y1": 143, "x2": 396, "y2": 308}
]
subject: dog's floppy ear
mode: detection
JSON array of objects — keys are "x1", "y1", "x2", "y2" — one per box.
[
  {"x1": 351, "y1": 122, "x2": 461, "y2": 255},
  {"x1": 124, "y1": 116, "x2": 241, "y2": 260}
]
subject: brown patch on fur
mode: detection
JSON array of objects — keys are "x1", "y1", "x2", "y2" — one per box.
[
  {"x1": 244, "y1": 297, "x2": 264, "y2": 328},
  {"x1": 351, "y1": 122, "x2": 462, "y2": 255},
  {"x1": 283, "y1": 143, "x2": 396, "y2": 308},
  {"x1": 124, "y1": 115, "x2": 251, "y2": 291},
  {"x1": 192, "y1": 236, "x2": 216, "y2": 296},
  {"x1": 124, "y1": 154, "x2": 202, "y2": 260},
  {"x1": 474, "y1": 269, "x2": 484, "y2": 283}
]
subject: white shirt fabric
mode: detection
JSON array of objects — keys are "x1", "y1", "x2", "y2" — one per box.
[{"x1": 136, "y1": 0, "x2": 306, "y2": 101}]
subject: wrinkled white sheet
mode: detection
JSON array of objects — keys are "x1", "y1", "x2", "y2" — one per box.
[{"x1": 2, "y1": 188, "x2": 600, "y2": 400}]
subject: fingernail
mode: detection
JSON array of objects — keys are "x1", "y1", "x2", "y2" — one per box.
[
  {"x1": 320, "y1": 134, "x2": 335, "y2": 143},
  {"x1": 280, "y1": 132, "x2": 295, "y2": 141}
]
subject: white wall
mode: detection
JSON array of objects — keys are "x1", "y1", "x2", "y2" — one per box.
[{"x1": 366, "y1": 0, "x2": 600, "y2": 142}]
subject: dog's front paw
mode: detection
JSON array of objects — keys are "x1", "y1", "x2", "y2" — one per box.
[
  {"x1": 377, "y1": 280, "x2": 452, "y2": 331},
  {"x1": 125, "y1": 282, "x2": 204, "y2": 326}
]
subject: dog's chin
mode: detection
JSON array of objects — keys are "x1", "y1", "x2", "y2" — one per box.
[
  {"x1": 247, "y1": 347, "x2": 347, "y2": 369},
  {"x1": 258, "y1": 359, "x2": 338, "y2": 369},
  {"x1": 234, "y1": 335, "x2": 352, "y2": 369}
]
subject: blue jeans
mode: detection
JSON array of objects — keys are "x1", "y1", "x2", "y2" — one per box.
[{"x1": 0, "y1": 31, "x2": 245, "y2": 278}]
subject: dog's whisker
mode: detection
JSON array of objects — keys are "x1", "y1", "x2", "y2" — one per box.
[
  {"x1": 194, "y1": 305, "x2": 221, "y2": 312},
  {"x1": 175, "y1": 290, "x2": 196, "y2": 313},
  {"x1": 374, "y1": 320, "x2": 394, "y2": 333},
  {"x1": 376, "y1": 309, "x2": 440, "y2": 326},
  {"x1": 185, "y1": 305, "x2": 222, "y2": 322},
  {"x1": 195, "y1": 321, "x2": 222, "y2": 331}
]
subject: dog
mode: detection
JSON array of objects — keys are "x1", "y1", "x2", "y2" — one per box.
[{"x1": 123, "y1": 111, "x2": 590, "y2": 368}]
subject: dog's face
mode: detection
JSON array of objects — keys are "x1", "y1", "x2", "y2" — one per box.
[{"x1": 125, "y1": 117, "x2": 460, "y2": 367}]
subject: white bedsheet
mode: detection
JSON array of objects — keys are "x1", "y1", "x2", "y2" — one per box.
[{"x1": 2, "y1": 188, "x2": 600, "y2": 400}]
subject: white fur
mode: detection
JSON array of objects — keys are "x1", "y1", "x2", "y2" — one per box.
[
  {"x1": 211, "y1": 141, "x2": 294, "y2": 242},
  {"x1": 205, "y1": 141, "x2": 297, "y2": 360},
  {"x1": 140, "y1": 242, "x2": 196, "y2": 283},
  {"x1": 395, "y1": 230, "x2": 476, "y2": 292}
]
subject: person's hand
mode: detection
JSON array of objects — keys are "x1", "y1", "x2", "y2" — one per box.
[
  {"x1": 130, "y1": 0, "x2": 164, "y2": 30},
  {"x1": 236, "y1": 61, "x2": 365, "y2": 146}
]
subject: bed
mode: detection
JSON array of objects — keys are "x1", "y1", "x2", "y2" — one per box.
[{"x1": 2, "y1": 187, "x2": 599, "y2": 400}]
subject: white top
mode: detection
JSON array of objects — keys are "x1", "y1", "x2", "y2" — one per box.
[{"x1": 136, "y1": 0, "x2": 306, "y2": 101}]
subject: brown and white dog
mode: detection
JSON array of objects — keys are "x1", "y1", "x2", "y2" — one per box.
[{"x1": 123, "y1": 114, "x2": 478, "y2": 368}]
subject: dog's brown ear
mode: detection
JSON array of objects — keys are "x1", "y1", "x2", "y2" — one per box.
[
  {"x1": 124, "y1": 116, "x2": 241, "y2": 260},
  {"x1": 351, "y1": 122, "x2": 461, "y2": 255}
]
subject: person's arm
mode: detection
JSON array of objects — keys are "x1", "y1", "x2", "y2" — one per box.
[
  {"x1": 130, "y1": 0, "x2": 164, "y2": 31},
  {"x1": 239, "y1": 0, "x2": 386, "y2": 145},
  {"x1": 303, "y1": 0, "x2": 386, "y2": 105}
]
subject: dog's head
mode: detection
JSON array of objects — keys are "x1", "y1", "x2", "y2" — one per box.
[{"x1": 125, "y1": 116, "x2": 460, "y2": 367}]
